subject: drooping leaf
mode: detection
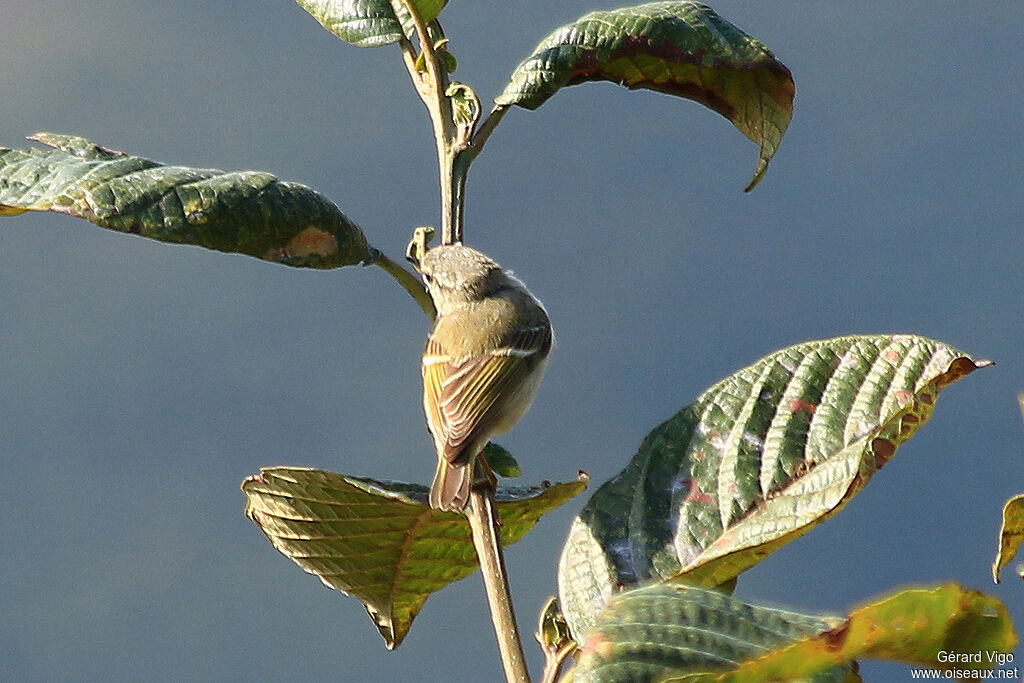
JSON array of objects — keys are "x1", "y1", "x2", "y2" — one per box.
[
  {"x1": 558, "y1": 335, "x2": 988, "y2": 638},
  {"x1": 495, "y1": 1, "x2": 795, "y2": 190},
  {"x1": 0, "y1": 134, "x2": 372, "y2": 269},
  {"x1": 242, "y1": 467, "x2": 587, "y2": 649},
  {"x1": 993, "y1": 493, "x2": 1024, "y2": 583},
  {"x1": 569, "y1": 583, "x2": 852, "y2": 683},
  {"x1": 672, "y1": 584, "x2": 1016, "y2": 683},
  {"x1": 293, "y1": 0, "x2": 446, "y2": 48}
]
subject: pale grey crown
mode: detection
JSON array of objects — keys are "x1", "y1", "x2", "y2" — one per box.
[{"x1": 419, "y1": 244, "x2": 510, "y2": 303}]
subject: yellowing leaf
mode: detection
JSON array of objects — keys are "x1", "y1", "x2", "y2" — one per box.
[
  {"x1": 673, "y1": 584, "x2": 1016, "y2": 683},
  {"x1": 243, "y1": 467, "x2": 587, "y2": 648},
  {"x1": 992, "y1": 493, "x2": 1024, "y2": 583}
]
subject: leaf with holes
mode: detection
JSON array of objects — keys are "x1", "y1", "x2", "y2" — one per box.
[
  {"x1": 0, "y1": 134, "x2": 372, "y2": 269},
  {"x1": 558, "y1": 335, "x2": 988, "y2": 638},
  {"x1": 671, "y1": 584, "x2": 1015, "y2": 683},
  {"x1": 495, "y1": 1, "x2": 794, "y2": 190},
  {"x1": 293, "y1": 0, "x2": 446, "y2": 48},
  {"x1": 569, "y1": 582, "x2": 852, "y2": 683},
  {"x1": 242, "y1": 467, "x2": 587, "y2": 649}
]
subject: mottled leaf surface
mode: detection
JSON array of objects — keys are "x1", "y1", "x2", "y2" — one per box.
[
  {"x1": 570, "y1": 583, "x2": 849, "y2": 683},
  {"x1": 558, "y1": 335, "x2": 987, "y2": 638},
  {"x1": 294, "y1": 0, "x2": 445, "y2": 47},
  {"x1": 673, "y1": 584, "x2": 1016, "y2": 683},
  {"x1": 243, "y1": 467, "x2": 587, "y2": 648},
  {"x1": 992, "y1": 493, "x2": 1024, "y2": 583},
  {"x1": 0, "y1": 134, "x2": 371, "y2": 269},
  {"x1": 495, "y1": 1, "x2": 794, "y2": 190}
]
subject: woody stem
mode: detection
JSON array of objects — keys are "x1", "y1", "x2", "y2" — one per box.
[{"x1": 466, "y1": 485, "x2": 532, "y2": 683}]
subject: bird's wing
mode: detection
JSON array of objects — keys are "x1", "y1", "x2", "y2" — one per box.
[{"x1": 422, "y1": 322, "x2": 550, "y2": 466}]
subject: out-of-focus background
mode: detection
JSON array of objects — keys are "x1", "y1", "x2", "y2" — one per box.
[{"x1": 2, "y1": 2, "x2": 1021, "y2": 680}]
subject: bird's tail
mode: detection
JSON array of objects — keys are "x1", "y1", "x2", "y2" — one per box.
[{"x1": 430, "y1": 458, "x2": 472, "y2": 512}]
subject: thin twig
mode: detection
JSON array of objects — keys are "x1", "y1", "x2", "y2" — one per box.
[
  {"x1": 402, "y1": 4, "x2": 445, "y2": 97},
  {"x1": 466, "y1": 486, "x2": 532, "y2": 683},
  {"x1": 445, "y1": 105, "x2": 509, "y2": 244},
  {"x1": 539, "y1": 642, "x2": 576, "y2": 683},
  {"x1": 372, "y1": 250, "x2": 436, "y2": 319},
  {"x1": 397, "y1": 34, "x2": 421, "y2": 82},
  {"x1": 460, "y1": 105, "x2": 509, "y2": 162},
  {"x1": 394, "y1": 2, "x2": 458, "y2": 245}
]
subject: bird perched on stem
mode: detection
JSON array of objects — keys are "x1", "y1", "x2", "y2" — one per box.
[{"x1": 416, "y1": 244, "x2": 552, "y2": 512}]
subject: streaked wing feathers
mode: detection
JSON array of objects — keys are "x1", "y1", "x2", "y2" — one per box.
[{"x1": 423, "y1": 322, "x2": 550, "y2": 466}]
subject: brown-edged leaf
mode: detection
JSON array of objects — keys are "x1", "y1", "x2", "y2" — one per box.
[
  {"x1": 0, "y1": 133, "x2": 372, "y2": 269},
  {"x1": 558, "y1": 335, "x2": 989, "y2": 639},
  {"x1": 496, "y1": 2, "x2": 794, "y2": 190}
]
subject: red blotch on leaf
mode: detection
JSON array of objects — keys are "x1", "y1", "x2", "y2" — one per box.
[
  {"x1": 823, "y1": 620, "x2": 851, "y2": 650},
  {"x1": 894, "y1": 390, "x2": 914, "y2": 405},
  {"x1": 788, "y1": 398, "x2": 817, "y2": 414},
  {"x1": 583, "y1": 632, "x2": 613, "y2": 657},
  {"x1": 684, "y1": 479, "x2": 714, "y2": 505}
]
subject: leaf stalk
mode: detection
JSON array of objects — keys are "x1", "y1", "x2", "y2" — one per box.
[{"x1": 372, "y1": 249, "x2": 436, "y2": 319}]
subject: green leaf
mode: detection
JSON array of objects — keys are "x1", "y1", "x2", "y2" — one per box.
[
  {"x1": 570, "y1": 583, "x2": 850, "y2": 683},
  {"x1": 242, "y1": 467, "x2": 587, "y2": 648},
  {"x1": 992, "y1": 493, "x2": 1024, "y2": 583},
  {"x1": 536, "y1": 596, "x2": 574, "y2": 656},
  {"x1": 294, "y1": 0, "x2": 446, "y2": 48},
  {"x1": 558, "y1": 335, "x2": 988, "y2": 639},
  {"x1": 495, "y1": 1, "x2": 795, "y2": 191},
  {"x1": 483, "y1": 442, "x2": 522, "y2": 478},
  {"x1": 672, "y1": 584, "x2": 1016, "y2": 683},
  {"x1": 0, "y1": 134, "x2": 372, "y2": 269}
]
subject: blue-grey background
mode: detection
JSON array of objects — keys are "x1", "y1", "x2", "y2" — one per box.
[{"x1": 2, "y1": 2, "x2": 1021, "y2": 680}]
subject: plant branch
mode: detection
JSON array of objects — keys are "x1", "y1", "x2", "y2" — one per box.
[
  {"x1": 394, "y1": 8, "x2": 527, "y2": 680},
  {"x1": 395, "y1": 3, "x2": 459, "y2": 245},
  {"x1": 443, "y1": 106, "x2": 509, "y2": 240},
  {"x1": 539, "y1": 642, "x2": 576, "y2": 683},
  {"x1": 404, "y1": 6, "x2": 446, "y2": 96},
  {"x1": 372, "y1": 249, "x2": 436, "y2": 319},
  {"x1": 395, "y1": 8, "x2": 516, "y2": 246},
  {"x1": 466, "y1": 485, "x2": 531, "y2": 683}
]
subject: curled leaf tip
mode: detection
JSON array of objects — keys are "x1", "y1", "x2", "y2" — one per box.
[
  {"x1": 498, "y1": 2, "x2": 795, "y2": 189},
  {"x1": 745, "y1": 159, "x2": 770, "y2": 192}
]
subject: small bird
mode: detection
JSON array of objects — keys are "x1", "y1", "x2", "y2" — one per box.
[{"x1": 417, "y1": 244, "x2": 552, "y2": 511}]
